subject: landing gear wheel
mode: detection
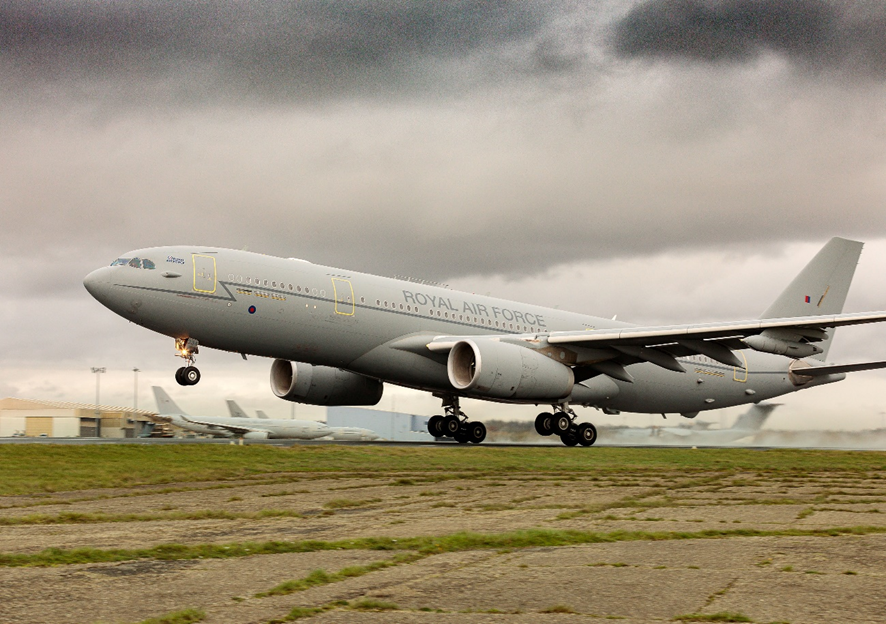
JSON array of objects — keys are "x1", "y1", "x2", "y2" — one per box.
[
  {"x1": 428, "y1": 415, "x2": 443, "y2": 437},
  {"x1": 466, "y1": 422, "x2": 487, "y2": 444},
  {"x1": 535, "y1": 412, "x2": 554, "y2": 436},
  {"x1": 552, "y1": 413, "x2": 571, "y2": 435},
  {"x1": 182, "y1": 366, "x2": 201, "y2": 386},
  {"x1": 441, "y1": 415, "x2": 460, "y2": 437},
  {"x1": 561, "y1": 432, "x2": 579, "y2": 447},
  {"x1": 175, "y1": 367, "x2": 188, "y2": 386},
  {"x1": 577, "y1": 423, "x2": 597, "y2": 447},
  {"x1": 454, "y1": 427, "x2": 470, "y2": 444}
]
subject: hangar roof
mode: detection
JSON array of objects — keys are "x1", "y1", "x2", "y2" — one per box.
[{"x1": 0, "y1": 397, "x2": 156, "y2": 416}]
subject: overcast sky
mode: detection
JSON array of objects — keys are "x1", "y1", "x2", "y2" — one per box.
[{"x1": 2, "y1": 1, "x2": 885, "y2": 431}]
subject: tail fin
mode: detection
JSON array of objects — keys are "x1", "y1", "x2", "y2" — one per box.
[
  {"x1": 761, "y1": 237, "x2": 864, "y2": 360},
  {"x1": 226, "y1": 400, "x2": 250, "y2": 418},
  {"x1": 732, "y1": 403, "x2": 778, "y2": 432},
  {"x1": 256, "y1": 410, "x2": 270, "y2": 419},
  {"x1": 153, "y1": 387, "x2": 187, "y2": 415}
]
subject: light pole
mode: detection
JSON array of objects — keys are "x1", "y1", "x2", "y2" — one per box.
[
  {"x1": 132, "y1": 368, "x2": 140, "y2": 437},
  {"x1": 91, "y1": 367, "x2": 105, "y2": 438}
]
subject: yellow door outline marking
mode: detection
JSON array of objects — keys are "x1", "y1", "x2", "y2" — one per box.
[
  {"x1": 733, "y1": 351, "x2": 748, "y2": 382},
  {"x1": 192, "y1": 254, "x2": 217, "y2": 294},
  {"x1": 332, "y1": 278, "x2": 355, "y2": 316}
]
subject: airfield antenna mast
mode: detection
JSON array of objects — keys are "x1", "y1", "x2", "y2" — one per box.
[{"x1": 91, "y1": 367, "x2": 106, "y2": 438}]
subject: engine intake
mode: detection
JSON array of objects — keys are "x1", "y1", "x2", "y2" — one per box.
[
  {"x1": 270, "y1": 360, "x2": 383, "y2": 406},
  {"x1": 447, "y1": 339, "x2": 573, "y2": 400}
]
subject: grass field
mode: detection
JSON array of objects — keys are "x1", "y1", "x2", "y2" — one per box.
[
  {"x1": 2, "y1": 444, "x2": 885, "y2": 496},
  {"x1": 2, "y1": 443, "x2": 885, "y2": 623}
]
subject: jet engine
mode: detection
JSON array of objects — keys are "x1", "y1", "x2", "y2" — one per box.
[
  {"x1": 447, "y1": 339, "x2": 573, "y2": 400},
  {"x1": 242, "y1": 431, "x2": 271, "y2": 439},
  {"x1": 270, "y1": 360, "x2": 383, "y2": 406},
  {"x1": 743, "y1": 334, "x2": 822, "y2": 358}
]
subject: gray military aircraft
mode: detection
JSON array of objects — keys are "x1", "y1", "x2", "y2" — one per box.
[
  {"x1": 153, "y1": 387, "x2": 332, "y2": 440},
  {"x1": 604, "y1": 403, "x2": 777, "y2": 445},
  {"x1": 85, "y1": 238, "x2": 886, "y2": 446},
  {"x1": 227, "y1": 398, "x2": 379, "y2": 440}
]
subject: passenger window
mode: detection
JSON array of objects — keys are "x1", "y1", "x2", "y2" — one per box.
[{"x1": 142, "y1": 259, "x2": 156, "y2": 270}]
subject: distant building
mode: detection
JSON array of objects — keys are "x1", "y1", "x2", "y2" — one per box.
[
  {"x1": 326, "y1": 407, "x2": 431, "y2": 442},
  {"x1": 0, "y1": 397, "x2": 156, "y2": 438}
]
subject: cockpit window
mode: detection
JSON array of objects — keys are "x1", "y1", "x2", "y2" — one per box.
[{"x1": 111, "y1": 257, "x2": 157, "y2": 269}]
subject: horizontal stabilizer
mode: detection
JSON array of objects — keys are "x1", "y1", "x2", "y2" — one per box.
[{"x1": 792, "y1": 360, "x2": 886, "y2": 377}]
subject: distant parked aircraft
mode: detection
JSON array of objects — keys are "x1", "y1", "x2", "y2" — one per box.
[
  {"x1": 605, "y1": 403, "x2": 777, "y2": 445},
  {"x1": 226, "y1": 398, "x2": 379, "y2": 440},
  {"x1": 153, "y1": 387, "x2": 331, "y2": 440}
]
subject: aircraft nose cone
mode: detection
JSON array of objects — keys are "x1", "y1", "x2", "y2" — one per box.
[{"x1": 83, "y1": 266, "x2": 111, "y2": 300}]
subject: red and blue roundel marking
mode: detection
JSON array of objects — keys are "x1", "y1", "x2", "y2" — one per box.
[{"x1": 248, "y1": 305, "x2": 257, "y2": 314}]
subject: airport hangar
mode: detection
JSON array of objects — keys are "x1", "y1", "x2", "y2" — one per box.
[{"x1": 0, "y1": 397, "x2": 157, "y2": 438}]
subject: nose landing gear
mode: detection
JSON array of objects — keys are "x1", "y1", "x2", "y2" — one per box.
[
  {"x1": 427, "y1": 396, "x2": 487, "y2": 444},
  {"x1": 174, "y1": 338, "x2": 201, "y2": 386}
]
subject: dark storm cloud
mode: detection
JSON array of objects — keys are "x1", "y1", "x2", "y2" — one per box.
[
  {"x1": 0, "y1": 0, "x2": 581, "y2": 103},
  {"x1": 612, "y1": 0, "x2": 886, "y2": 77}
]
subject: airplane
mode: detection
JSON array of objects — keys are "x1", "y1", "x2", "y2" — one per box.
[
  {"x1": 604, "y1": 402, "x2": 777, "y2": 445},
  {"x1": 227, "y1": 398, "x2": 379, "y2": 440},
  {"x1": 84, "y1": 238, "x2": 886, "y2": 447},
  {"x1": 152, "y1": 387, "x2": 333, "y2": 440}
]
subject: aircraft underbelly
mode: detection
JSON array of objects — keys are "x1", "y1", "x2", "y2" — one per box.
[{"x1": 607, "y1": 360, "x2": 795, "y2": 414}]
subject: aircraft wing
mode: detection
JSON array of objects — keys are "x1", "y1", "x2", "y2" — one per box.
[
  {"x1": 180, "y1": 416, "x2": 271, "y2": 437},
  {"x1": 420, "y1": 310, "x2": 886, "y2": 381},
  {"x1": 546, "y1": 312, "x2": 886, "y2": 347}
]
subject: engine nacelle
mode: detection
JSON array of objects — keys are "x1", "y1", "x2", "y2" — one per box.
[
  {"x1": 447, "y1": 339, "x2": 573, "y2": 400},
  {"x1": 270, "y1": 360, "x2": 383, "y2": 406},
  {"x1": 242, "y1": 431, "x2": 271, "y2": 440},
  {"x1": 743, "y1": 335, "x2": 822, "y2": 359}
]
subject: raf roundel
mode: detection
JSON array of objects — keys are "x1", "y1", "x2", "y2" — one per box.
[{"x1": 248, "y1": 305, "x2": 256, "y2": 314}]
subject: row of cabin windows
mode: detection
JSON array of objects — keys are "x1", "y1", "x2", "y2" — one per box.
[
  {"x1": 220, "y1": 274, "x2": 537, "y2": 333},
  {"x1": 373, "y1": 298, "x2": 536, "y2": 333}
]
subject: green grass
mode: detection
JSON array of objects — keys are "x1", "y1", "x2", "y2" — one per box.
[
  {"x1": 2, "y1": 445, "x2": 886, "y2": 496},
  {"x1": 0, "y1": 509, "x2": 303, "y2": 526},
  {"x1": 255, "y1": 553, "x2": 422, "y2": 597},
  {"x1": 135, "y1": 608, "x2": 205, "y2": 624},
  {"x1": 6, "y1": 525, "x2": 886, "y2": 568}
]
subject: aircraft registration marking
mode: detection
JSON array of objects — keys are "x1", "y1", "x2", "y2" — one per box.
[{"x1": 694, "y1": 368, "x2": 725, "y2": 378}]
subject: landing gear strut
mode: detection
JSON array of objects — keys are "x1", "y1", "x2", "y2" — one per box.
[
  {"x1": 174, "y1": 338, "x2": 201, "y2": 386},
  {"x1": 535, "y1": 404, "x2": 597, "y2": 447},
  {"x1": 427, "y1": 396, "x2": 486, "y2": 444}
]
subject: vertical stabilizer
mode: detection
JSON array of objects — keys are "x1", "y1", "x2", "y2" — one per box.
[
  {"x1": 761, "y1": 237, "x2": 864, "y2": 360},
  {"x1": 227, "y1": 400, "x2": 250, "y2": 418},
  {"x1": 256, "y1": 410, "x2": 270, "y2": 419},
  {"x1": 153, "y1": 387, "x2": 187, "y2": 415}
]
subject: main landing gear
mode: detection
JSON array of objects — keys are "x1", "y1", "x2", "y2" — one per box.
[
  {"x1": 427, "y1": 396, "x2": 487, "y2": 444},
  {"x1": 174, "y1": 338, "x2": 201, "y2": 386},
  {"x1": 535, "y1": 404, "x2": 597, "y2": 447}
]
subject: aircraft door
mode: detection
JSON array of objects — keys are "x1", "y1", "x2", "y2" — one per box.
[
  {"x1": 332, "y1": 278, "x2": 355, "y2": 316},
  {"x1": 192, "y1": 254, "x2": 217, "y2": 294}
]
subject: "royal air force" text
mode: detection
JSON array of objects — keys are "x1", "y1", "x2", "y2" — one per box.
[{"x1": 402, "y1": 290, "x2": 546, "y2": 328}]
